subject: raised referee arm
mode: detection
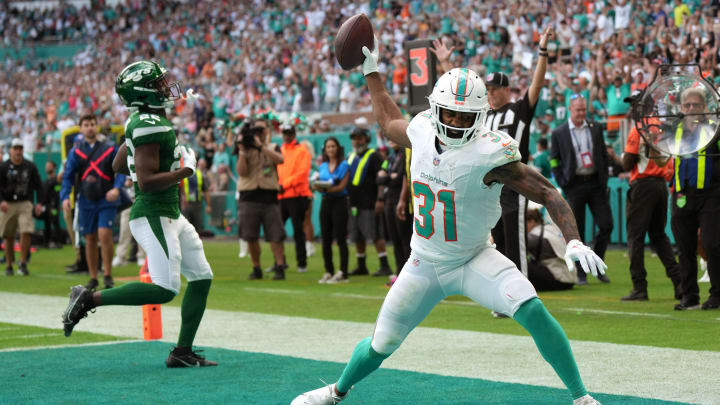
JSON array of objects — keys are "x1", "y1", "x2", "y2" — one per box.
[
  {"x1": 362, "y1": 40, "x2": 411, "y2": 149},
  {"x1": 528, "y1": 27, "x2": 554, "y2": 108}
]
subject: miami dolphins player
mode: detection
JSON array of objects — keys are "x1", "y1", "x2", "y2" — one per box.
[
  {"x1": 62, "y1": 60, "x2": 217, "y2": 368},
  {"x1": 291, "y1": 42, "x2": 606, "y2": 404}
]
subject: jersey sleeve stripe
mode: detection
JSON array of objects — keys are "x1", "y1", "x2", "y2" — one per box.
[{"x1": 134, "y1": 126, "x2": 173, "y2": 138}]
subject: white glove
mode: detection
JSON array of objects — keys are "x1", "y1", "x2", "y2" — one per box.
[
  {"x1": 563, "y1": 239, "x2": 608, "y2": 277},
  {"x1": 361, "y1": 37, "x2": 379, "y2": 76},
  {"x1": 179, "y1": 145, "x2": 197, "y2": 175}
]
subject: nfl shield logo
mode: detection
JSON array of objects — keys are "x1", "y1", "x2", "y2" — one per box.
[
  {"x1": 433, "y1": 157, "x2": 441, "y2": 166},
  {"x1": 412, "y1": 258, "x2": 420, "y2": 266}
]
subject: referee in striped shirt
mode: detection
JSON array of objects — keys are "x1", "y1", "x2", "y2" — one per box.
[{"x1": 484, "y1": 27, "x2": 553, "y2": 278}]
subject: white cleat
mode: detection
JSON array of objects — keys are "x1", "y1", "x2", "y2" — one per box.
[
  {"x1": 326, "y1": 272, "x2": 348, "y2": 284},
  {"x1": 318, "y1": 273, "x2": 333, "y2": 284},
  {"x1": 291, "y1": 383, "x2": 347, "y2": 405},
  {"x1": 573, "y1": 394, "x2": 601, "y2": 405}
]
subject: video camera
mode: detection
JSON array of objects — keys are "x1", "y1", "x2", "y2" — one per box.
[{"x1": 237, "y1": 123, "x2": 265, "y2": 150}]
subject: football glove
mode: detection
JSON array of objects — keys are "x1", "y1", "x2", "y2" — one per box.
[
  {"x1": 179, "y1": 145, "x2": 197, "y2": 176},
  {"x1": 361, "y1": 37, "x2": 379, "y2": 76},
  {"x1": 564, "y1": 239, "x2": 607, "y2": 277}
]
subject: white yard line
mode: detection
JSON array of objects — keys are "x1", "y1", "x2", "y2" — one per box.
[
  {"x1": 0, "y1": 291, "x2": 717, "y2": 404},
  {"x1": 0, "y1": 339, "x2": 143, "y2": 353},
  {"x1": 0, "y1": 332, "x2": 64, "y2": 340}
]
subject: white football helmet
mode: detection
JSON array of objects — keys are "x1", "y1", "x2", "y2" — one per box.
[{"x1": 428, "y1": 68, "x2": 490, "y2": 147}]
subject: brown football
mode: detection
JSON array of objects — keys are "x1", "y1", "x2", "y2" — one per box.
[{"x1": 334, "y1": 14, "x2": 375, "y2": 71}]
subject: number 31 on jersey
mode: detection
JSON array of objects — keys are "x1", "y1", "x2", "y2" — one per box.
[{"x1": 413, "y1": 182, "x2": 457, "y2": 241}]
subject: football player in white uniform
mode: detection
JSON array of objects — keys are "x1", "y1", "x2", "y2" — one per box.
[{"x1": 291, "y1": 40, "x2": 605, "y2": 405}]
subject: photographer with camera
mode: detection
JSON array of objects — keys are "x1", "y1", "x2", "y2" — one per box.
[{"x1": 235, "y1": 117, "x2": 287, "y2": 280}]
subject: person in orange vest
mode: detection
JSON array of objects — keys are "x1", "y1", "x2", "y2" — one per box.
[{"x1": 277, "y1": 122, "x2": 312, "y2": 273}]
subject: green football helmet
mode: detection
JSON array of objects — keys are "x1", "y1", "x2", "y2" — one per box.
[{"x1": 115, "y1": 60, "x2": 182, "y2": 109}]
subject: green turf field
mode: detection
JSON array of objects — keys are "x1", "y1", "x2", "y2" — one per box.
[
  {"x1": 1, "y1": 341, "x2": 691, "y2": 405},
  {"x1": 1, "y1": 241, "x2": 718, "y2": 352}
]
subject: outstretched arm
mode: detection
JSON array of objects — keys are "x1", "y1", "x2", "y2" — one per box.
[
  {"x1": 528, "y1": 27, "x2": 553, "y2": 108},
  {"x1": 429, "y1": 38, "x2": 454, "y2": 76},
  {"x1": 484, "y1": 161, "x2": 607, "y2": 275},
  {"x1": 362, "y1": 41, "x2": 411, "y2": 148},
  {"x1": 484, "y1": 161, "x2": 579, "y2": 242}
]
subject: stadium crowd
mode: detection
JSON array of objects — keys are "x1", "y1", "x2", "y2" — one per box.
[{"x1": 0, "y1": 0, "x2": 718, "y2": 308}]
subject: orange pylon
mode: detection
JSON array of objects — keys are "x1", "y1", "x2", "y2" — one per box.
[{"x1": 139, "y1": 259, "x2": 162, "y2": 340}]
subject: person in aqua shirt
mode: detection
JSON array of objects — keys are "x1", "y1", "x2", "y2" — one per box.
[
  {"x1": 598, "y1": 59, "x2": 632, "y2": 138},
  {"x1": 532, "y1": 137, "x2": 552, "y2": 179}
]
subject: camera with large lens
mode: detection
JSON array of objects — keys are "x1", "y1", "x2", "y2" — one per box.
[{"x1": 237, "y1": 123, "x2": 264, "y2": 150}]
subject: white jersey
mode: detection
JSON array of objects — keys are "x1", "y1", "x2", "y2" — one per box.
[{"x1": 407, "y1": 110, "x2": 521, "y2": 263}]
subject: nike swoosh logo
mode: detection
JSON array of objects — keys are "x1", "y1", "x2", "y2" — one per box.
[{"x1": 501, "y1": 141, "x2": 511, "y2": 147}]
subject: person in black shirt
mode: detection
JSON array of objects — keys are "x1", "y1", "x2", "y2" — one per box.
[
  {"x1": 0, "y1": 138, "x2": 43, "y2": 276},
  {"x1": 377, "y1": 141, "x2": 412, "y2": 281},
  {"x1": 346, "y1": 127, "x2": 392, "y2": 277},
  {"x1": 39, "y1": 160, "x2": 62, "y2": 248},
  {"x1": 482, "y1": 28, "x2": 553, "y2": 280}
]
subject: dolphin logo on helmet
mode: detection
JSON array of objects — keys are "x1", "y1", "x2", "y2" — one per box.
[{"x1": 428, "y1": 68, "x2": 490, "y2": 147}]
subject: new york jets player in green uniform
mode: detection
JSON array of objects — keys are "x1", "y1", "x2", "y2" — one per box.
[{"x1": 62, "y1": 60, "x2": 217, "y2": 368}]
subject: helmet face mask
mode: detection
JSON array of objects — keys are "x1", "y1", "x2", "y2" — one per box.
[
  {"x1": 428, "y1": 68, "x2": 489, "y2": 147},
  {"x1": 149, "y1": 75, "x2": 182, "y2": 101}
]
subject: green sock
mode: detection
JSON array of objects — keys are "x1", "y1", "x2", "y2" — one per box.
[
  {"x1": 336, "y1": 337, "x2": 389, "y2": 394},
  {"x1": 513, "y1": 298, "x2": 587, "y2": 399},
  {"x1": 177, "y1": 279, "x2": 212, "y2": 348},
  {"x1": 99, "y1": 282, "x2": 175, "y2": 306}
]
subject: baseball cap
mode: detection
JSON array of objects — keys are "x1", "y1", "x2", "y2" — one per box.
[
  {"x1": 280, "y1": 122, "x2": 294, "y2": 132},
  {"x1": 10, "y1": 138, "x2": 23, "y2": 148},
  {"x1": 485, "y1": 72, "x2": 509, "y2": 87},
  {"x1": 350, "y1": 127, "x2": 370, "y2": 139},
  {"x1": 544, "y1": 108, "x2": 554, "y2": 116}
]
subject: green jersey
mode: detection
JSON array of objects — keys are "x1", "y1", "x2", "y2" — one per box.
[{"x1": 124, "y1": 111, "x2": 181, "y2": 220}]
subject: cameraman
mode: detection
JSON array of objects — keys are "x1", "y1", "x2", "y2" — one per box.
[{"x1": 235, "y1": 118, "x2": 287, "y2": 280}]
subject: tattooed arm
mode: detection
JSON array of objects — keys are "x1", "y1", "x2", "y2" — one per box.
[{"x1": 484, "y1": 161, "x2": 580, "y2": 242}]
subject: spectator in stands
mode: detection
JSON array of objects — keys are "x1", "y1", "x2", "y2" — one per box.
[
  {"x1": 314, "y1": 137, "x2": 350, "y2": 284},
  {"x1": 526, "y1": 203, "x2": 577, "y2": 291},
  {"x1": 668, "y1": 87, "x2": 720, "y2": 311},
  {"x1": 0, "y1": 138, "x2": 42, "y2": 276},
  {"x1": 531, "y1": 138, "x2": 552, "y2": 179},
  {"x1": 346, "y1": 127, "x2": 392, "y2": 278},
  {"x1": 235, "y1": 118, "x2": 287, "y2": 281},
  {"x1": 550, "y1": 95, "x2": 612, "y2": 285},
  {"x1": 597, "y1": 56, "x2": 632, "y2": 139},
  {"x1": 180, "y1": 155, "x2": 211, "y2": 234},
  {"x1": 621, "y1": 121, "x2": 681, "y2": 302},
  {"x1": 60, "y1": 114, "x2": 125, "y2": 290},
  {"x1": 277, "y1": 122, "x2": 312, "y2": 273},
  {"x1": 39, "y1": 160, "x2": 62, "y2": 248},
  {"x1": 376, "y1": 140, "x2": 412, "y2": 285}
]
